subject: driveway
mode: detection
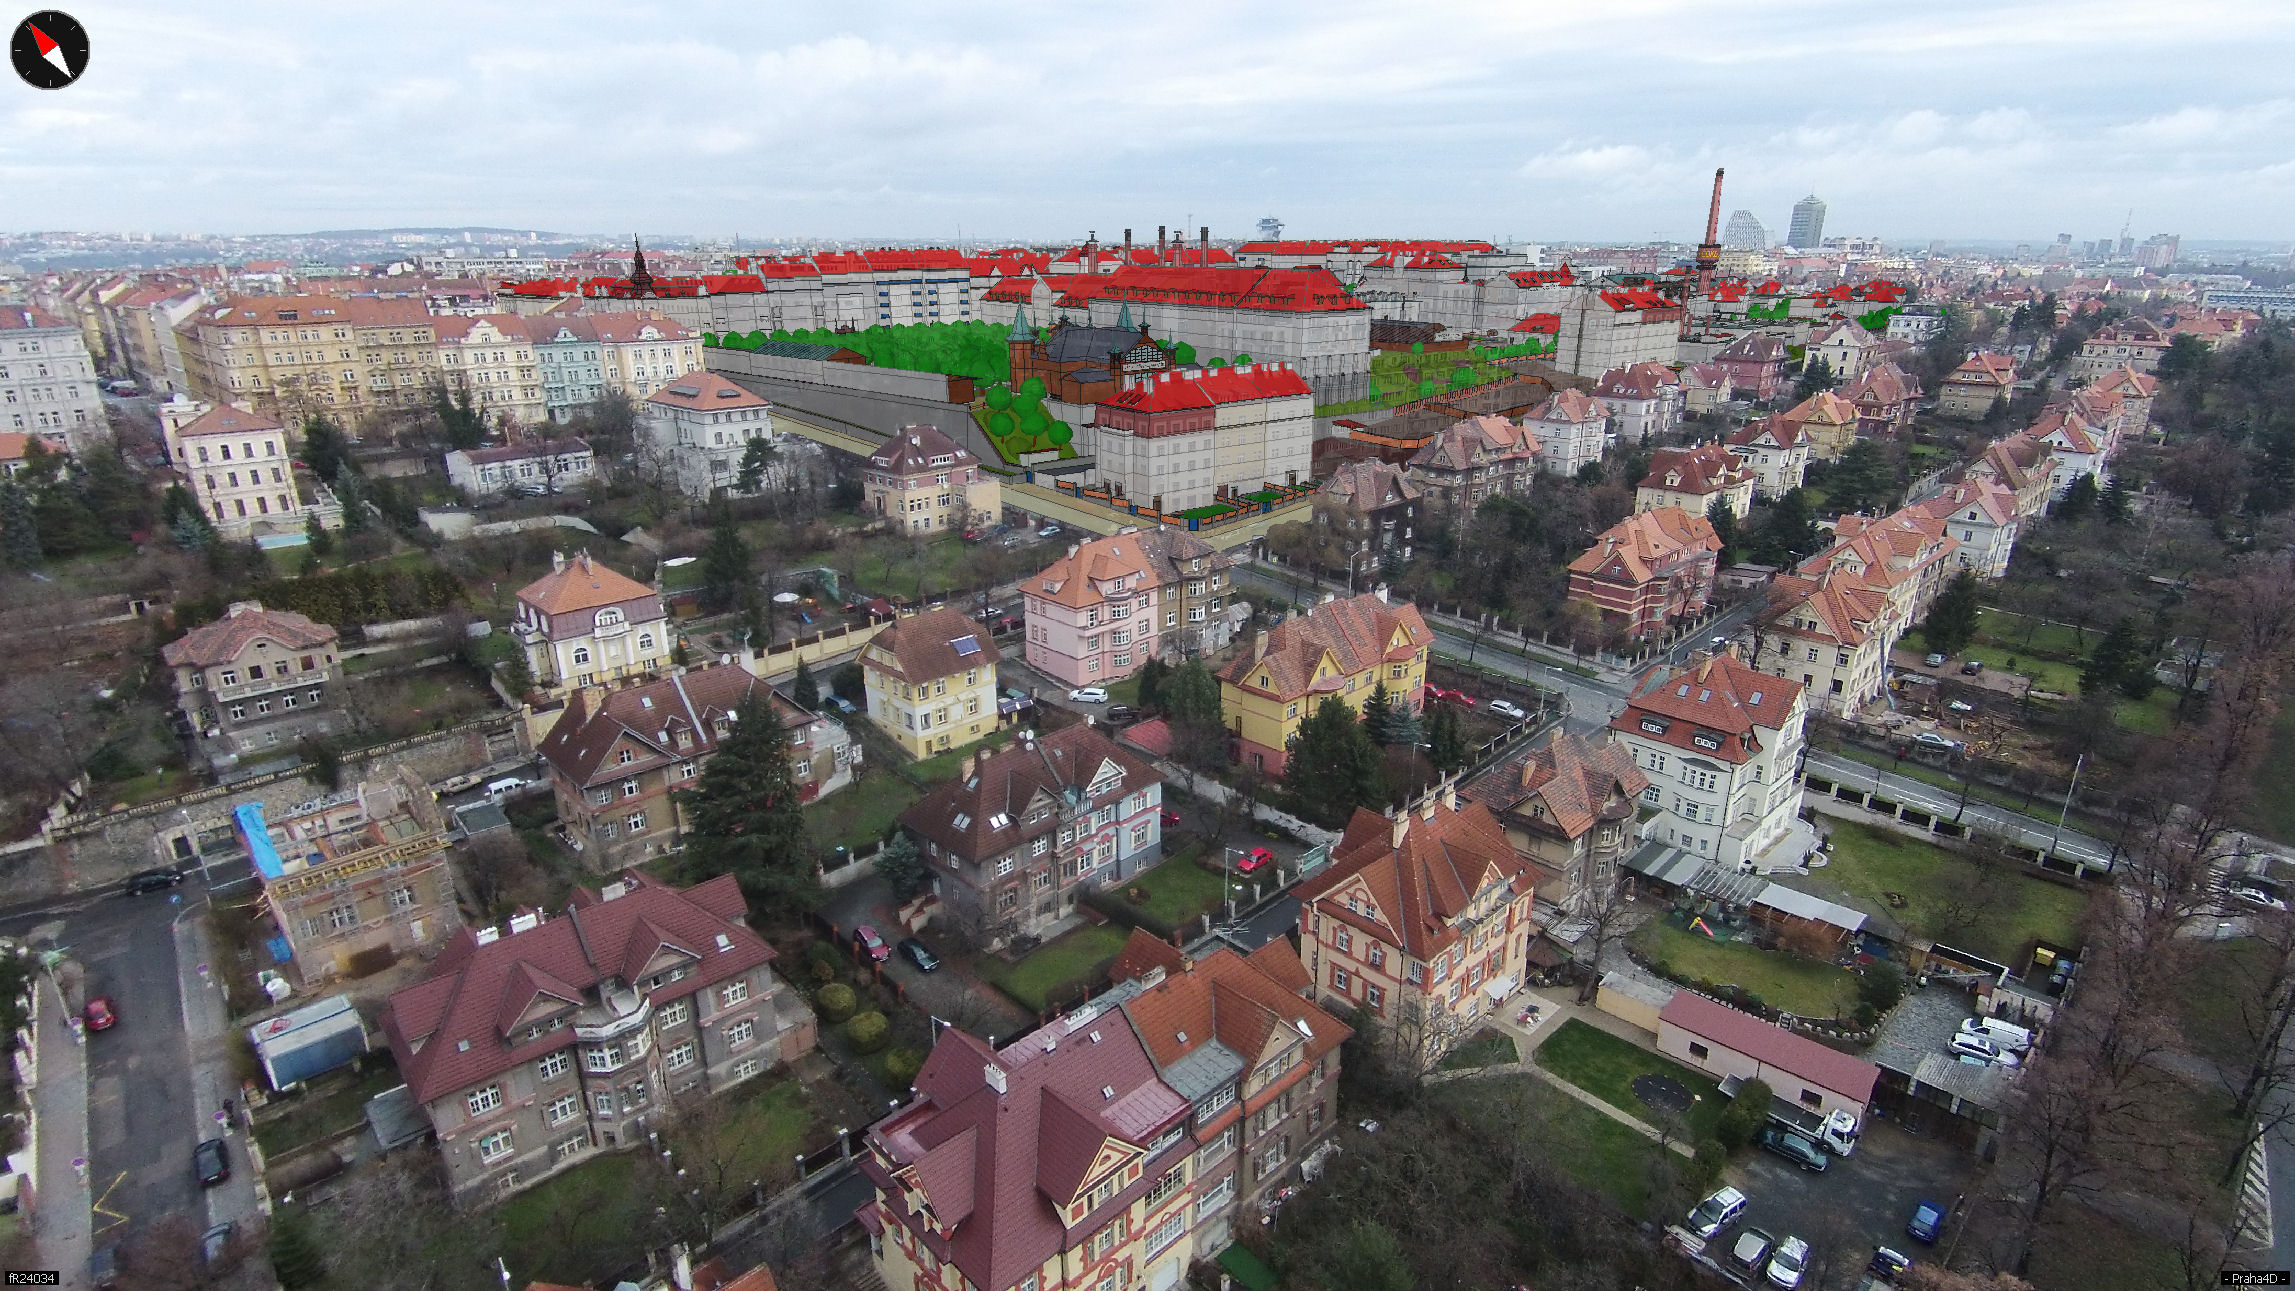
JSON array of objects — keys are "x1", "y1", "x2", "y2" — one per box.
[
  {"x1": 817, "y1": 873, "x2": 1029, "y2": 1041},
  {"x1": 1717, "y1": 1119, "x2": 1976, "y2": 1285}
]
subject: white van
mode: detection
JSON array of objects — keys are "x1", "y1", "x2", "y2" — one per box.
[
  {"x1": 484, "y1": 776, "x2": 527, "y2": 801},
  {"x1": 1960, "y1": 1016, "x2": 2033, "y2": 1054}
]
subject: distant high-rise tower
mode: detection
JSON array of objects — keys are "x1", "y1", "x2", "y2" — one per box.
[
  {"x1": 1723, "y1": 210, "x2": 1768, "y2": 250},
  {"x1": 1257, "y1": 217, "x2": 1283, "y2": 241},
  {"x1": 1787, "y1": 195, "x2": 1827, "y2": 249}
]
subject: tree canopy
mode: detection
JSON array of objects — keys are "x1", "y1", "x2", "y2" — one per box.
[
  {"x1": 677, "y1": 694, "x2": 816, "y2": 913},
  {"x1": 1286, "y1": 696, "x2": 1383, "y2": 828}
]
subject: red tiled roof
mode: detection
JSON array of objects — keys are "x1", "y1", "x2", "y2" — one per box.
[
  {"x1": 1638, "y1": 444, "x2": 1752, "y2": 497},
  {"x1": 516, "y1": 551, "x2": 657, "y2": 616},
  {"x1": 1659, "y1": 991, "x2": 1879, "y2": 1104},
  {"x1": 1100, "y1": 363, "x2": 1312, "y2": 412},
  {"x1": 1566, "y1": 506, "x2": 1720, "y2": 582},
  {"x1": 1609, "y1": 652, "x2": 1801, "y2": 766},
  {"x1": 1299, "y1": 795, "x2": 1532, "y2": 963},
  {"x1": 1594, "y1": 361, "x2": 1680, "y2": 400},
  {"x1": 1509, "y1": 313, "x2": 1560, "y2": 334},
  {"x1": 171, "y1": 404, "x2": 284, "y2": 440},
  {"x1": 192, "y1": 294, "x2": 433, "y2": 330},
  {"x1": 1216, "y1": 592, "x2": 1430, "y2": 703},
  {"x1": 1526, "y1": 388, "x2": 1608, "y2": 426},
  {"x1": 161, "y1": 601, "x2": 337, "y2": 668},
  {"x1": 1061, "y1": 266, "x2": 1365, "y2": 314},
  {"x1": 646, "y1": 371, "x2": 772, "y2": 412},
  {"x1": 1109, "y1": 931, "x2": 1350, "y2": 1072},
  {"x1": 867, "y1": 423, "x2": 978, "y2": 476},
  {"x1": 381, "y1": 872, "x2": 772, "y2": 1105}
]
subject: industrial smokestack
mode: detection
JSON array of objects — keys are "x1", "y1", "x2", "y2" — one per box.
[
  {"x1": 1200, "y1": 226, "x2": 1209, "y2": 255},
  {"x1": 1158, "y1": 225, "x2": 1167, "y2": 257}
]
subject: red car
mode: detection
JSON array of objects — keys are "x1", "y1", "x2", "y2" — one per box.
[
  {"x1": 83, "y1": 997, "x2": 116, "y2": 1031},
  {"x1": 1427, "y1": 687, "x2": 1474, "y2": 705},
  {"x1": 1236, "y1": 847, "x2": 1276, "y2": 875},
  {"x1": 1161, "y1": 809, "x2": 1182, "y2": 828},
  {"x1": 853, "y1": 925, "x2": 891, "y2": 963}
]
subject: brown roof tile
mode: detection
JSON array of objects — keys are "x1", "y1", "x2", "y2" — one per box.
[
  {"x1": 161, "y1": 601, "x2": 337, "y2": 668},
  {"x1": 1464, "y1": 729, "x2": 1649, "y2": 839},
  {"x1": 1217, "y1": 592, "x2": 1431, "y2": 704},
  {"x1": 864, "y1": 607, "x2": 1001, "y2": 685},
  {"x1": 898, "y1": 725, "x2": 1158, "y2": 862},
  {"x1": 516, "y1": 551, "x2": 657, "y2": 617}
]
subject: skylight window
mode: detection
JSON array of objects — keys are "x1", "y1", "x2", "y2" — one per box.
[
  {"x1": 1749, "y1": 690, "x2": 1764, "y2": 705},
  {"x1": 988, "y1": 812, "x2": 1011, "y2": 830},
  {"x1": 952, "y1": 635, "x2": 982, "y2": 657},
  {"x1": 953, "y1": 812, "x2": 972, "y2": 830}
]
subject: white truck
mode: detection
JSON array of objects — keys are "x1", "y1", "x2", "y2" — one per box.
[{"x1": 1719, "y1": 1074, "x2": 1861, "y2": 1156}]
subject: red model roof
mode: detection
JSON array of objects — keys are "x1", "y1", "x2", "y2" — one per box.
[
  {"x1": 1100, "y1": 363, "x2": 1313, "y2": 412},
  {"x1": 1509, "y1": 313, "x2": 1560, "y2": 333},
  {"x1": 1068, "y1": 266, "x2": 1365, "y2": 313},
  {"x1": 1598, "y1": 287, "x2": 1677, "y2": 312}
]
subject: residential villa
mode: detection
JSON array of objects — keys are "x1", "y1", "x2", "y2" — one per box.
[
  {"x1": 897, "y1": 724, "x2": 1163, "y2": 946},
  {"x1": 640, "y1": 372, "x2": 779, "y2": 501},
  {"x1": 445, "y1": 438, "x2": 596, "y2": 498},
  {"x1": 1611, "y1": 653, "x2": 1808, "y2": 872},
  {"x1": 1751, "y1": 568, "x2": 1896, "y2": 716},
  {"x1": 1777, "y1": 390, "x2": 1860, "y2": 462},
  {"x1": 1592, "y1": 362, "x2": 1685, "y2": 445},
  {"x1": 512, "y1": 551, "x2": 672, "y2": 698},
  {"x1": 862, "y1": 608, "x2": 1003, "y2": 759},
  {"x1": 1565, "y1": 507, "x2": 1723, "y2": 640},
  {"x1": 1712, "y1": 335, "x2": 1790, "y2": 401},
  {"x1": 2026, "y1": 407, "x2": 2116, "y2": 498},
  {"x1": 1216, "y1": 590, "x2": 1431, "y2": 778},
  {"x1": 1521, "y1": 388, "x2": 1609, "y2": 480},
  {"x1": 1724, "y1": 415, "x2": 1812, "y2": 498},
  {"x1": 1635, "y1": 444, "x2": 1756, "y2": 519},
  {"x1": 1920, "y1": 478, "x2": 2019, "y2": 578},
  {"x1": 1294, "y1": 785, "x2": 1538, "y2": 1061},
  {"x1": 381, "y1": 873, "x2": 816, "y2": 1204},
  {"x1": 1937, "y1": 353, "x2": 2018, "y2": 419},
  {"x1": 1806, "y1": 319, "x2": 1880, "y2": 381},
  {"x1": 1841, "y1": 360, "x2": 1920, "y2": 437},
  {"x1": 162, "y1": 600, "x2": 342, "y2": 770},
  {"x1": 1403, "y1": 414, "x2": 1539, "y2": 512},
  {"x1": 1463, "y1": 730, "x2": 1651, "y2": 914},
  {"x1": 2075, "y1": 318, "x2": 2170, "y2": 379},
  {"x1": 1317, "y1": 459, "x2": 1421, "y2": 560},
  {"x1": 235, "y1": 775, "x2": 459, "y2": 985},
  {"x1": 862, "y1": 422, "x2": 1000, "y2": 536},
  {"x1": 1021, "y1": 529, "x2": 1235, "y2": 687}
]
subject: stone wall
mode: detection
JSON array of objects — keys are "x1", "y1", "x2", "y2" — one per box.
[{"x1": 6, "y1": 718, "x2": 522, "y2": 903}]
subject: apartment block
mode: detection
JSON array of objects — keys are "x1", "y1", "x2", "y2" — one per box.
[
  {"x1": 177, "y1": 295, "x2": 442, "y2": 425},
  {"x1": 433, "y1": 314, "x2": 545, "y2": 428},
  {"x1": 1611, "y1": 653, "x2": 1807, "y2": 871},
  {"x1": 1093, "y1": 363, "x2": 1315, "y2": 516},
  {"x1": 1022, "y1": 529, "x2": 1234, "y2": 687},
  {"x1": 0, "y1": 306, "x2": 106, "y2": 454}
]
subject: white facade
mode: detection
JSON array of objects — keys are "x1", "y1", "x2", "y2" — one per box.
[
  {"x1": 0, "y1": 307, "x2": 107, "y2": 455},
  {"x1": 445, "y1": 440, "x2": 597, "y2": 497},
  {"x1": 639, "y1": 373, "x2": 778, "y2": 500},
  {"x1": 1615, "y1": 661, "x2": 1808, "y2": 873},
  {"x1": 1093, "y1": 365, "x2": 1314, "y2": 514},
  {"x1": 1071, "y1": 273, "x2": 1373, "y2": 404},
  {"x1": 1552, "y1": 289, "x2": 1683, "y2": 378},
  {"x1": 160, "y1": 397, "x2": 314, "y2": 538}
]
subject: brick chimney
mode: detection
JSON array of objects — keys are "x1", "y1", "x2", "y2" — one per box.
[
  {"x1": 1158, "y1": 225, "x2": 1167, "y2": 257},
  {"x1": 1388, "y1": 804, "x2": 1407, "y2": 849}
]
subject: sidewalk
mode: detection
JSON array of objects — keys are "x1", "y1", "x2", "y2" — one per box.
[{"x1": 28, "y1": 971, "x2": 92, "y2": 1287}]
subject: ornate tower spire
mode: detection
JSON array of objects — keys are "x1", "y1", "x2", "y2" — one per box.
[{"x1": 628, "y1": 236, "x2": 655, "y2": 296}]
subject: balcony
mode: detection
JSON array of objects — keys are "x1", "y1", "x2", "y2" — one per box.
[
  {"x1": 573, "y1": 981, "x2": 652, "y2": 1042},
  {"x1": 211, "y1": 672, "x2": 316, "y2": 703}
]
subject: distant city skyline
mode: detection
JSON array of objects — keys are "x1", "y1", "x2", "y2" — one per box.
[{"x1": 4, "y1": 1, "x2": 2293, "y2": 242}]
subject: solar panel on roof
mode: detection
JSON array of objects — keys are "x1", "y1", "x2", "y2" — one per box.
[{"x1": 952, "y1": 635, "x2": 981, "y2": 657}]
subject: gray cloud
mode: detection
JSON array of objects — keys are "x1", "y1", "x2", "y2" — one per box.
[{"x1": 3, "y1": 0, "x2": 2291, "y2": 241}]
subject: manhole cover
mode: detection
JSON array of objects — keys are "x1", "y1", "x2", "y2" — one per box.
[{"x1": 1633, "y1": 1073, "x2": 1693, "y2": 1115}]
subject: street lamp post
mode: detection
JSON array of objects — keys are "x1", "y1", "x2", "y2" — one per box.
[{"x1": 2049, "y1": 753, "x2": 2085, "y2": 857}]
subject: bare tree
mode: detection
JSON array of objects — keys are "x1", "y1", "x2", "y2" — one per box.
[
  {"x1": 1570, "y1": 866, "x2": 1641, "y2": 1006},
  {"x1": 2212, "y1": 906, "x2": 2295, "y2": 1174}
]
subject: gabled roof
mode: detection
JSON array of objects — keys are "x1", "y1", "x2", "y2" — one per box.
[
  {"x1": 1299, "y1": 793, "x2": 1532, "y2": 962},
  {"x1": 1216, "y1": 592, "x2": 1431, "y2": 703},
  {"x1": 1028, "y1": 529, "x2": 1230, "y2": 612},
  {"x1": 1660, "y1": 991, "x2": 1879, "y2": 1104},
  {"x1": 516, "y1": 551, "x2": 658, "y2": 617},
  {"x1": 1406, "y1": 414, "x2": 1538, "y2": 473},
  {"x1": 172, "y1": 404, "x2": 283, "y2": 440},
  {"x1": 1594, "y1": 362, "x2": 1681, "y2": 400},
  {"x1": 1524, "y1": 388, "x2": 1608, "y2": 425},
  {"x1": 1782, "y1": 390, "x2": 1859, "y2": 429},
  {"x1": 1639, "y1": 444, "x2": 1752, "y2": 497},
  {"x1": 0, "y1": 306, "x2": 69, "y2": 331},
  {"x1": 1567, "y1": 507, "x2": 1721, "y2": 583},
  {"x1": 900, "y1": 724, "x2": 1157, "y2": 862},
  {"x1": 867, "y1": 423, "x2": 978, "y2": 476},
  {"x1": 1610, "y1": 653, "x2": 1802, "y2": 766},
  {"x1": 864, "y1": 607, "x2": 1002, "y2": 685},
  {"x1": 192, "y1": 294, "x2": 434, "y2": 330},
  {"x1": 1726, "y1": 414, "x2": 1808, "y2": 452},
  {"x1": 645, "y1": 371, "x2": 772, "y2": 413},
  {"x1": 536, "y1": 664, "x2": 771, "y2": 788},
  {"x1": 1106, "y1": 930, "x2": 1349, "y2": 1075},
  {"x1": 2092, "y1": 365, "x2": 2158, "y2": 397},
  {"x1": 1715, "y1": 335, "x2": 1789, "y2": 364},
  {"x1": 1920, "y1": 478, "x2": 2016, "y2": 528},
  {"x1": 1464, "y1": 729, "x2": 1649, "y2": 840},
  {"x1": 161, "y1": 601, "x2": 337, "y2": 667},
  {"x1": 2028, "y1": 409, "x2": 2101, "y2": 454},
  {"x1": 380, "y1": 872, "x2": 770, "y2": 1105},
  {"x1": 1321, "y1": 459, "x2": 1422, "y2": 510},
  {"x1": 1948, "y1": 352, "x2": 2018, "y2": 385},
  {"x1": 1766, "y1": 568, "x2": 1891, "y2": 648},
  {"x1": 1061, "y1": 265, "x2": 1365, "y2": 314},
  {"x1": 1842, "y1": 360, "x2": 1920, "y2": 406}
]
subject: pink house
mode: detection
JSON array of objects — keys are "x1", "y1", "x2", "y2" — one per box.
[
  {"x1": 1020, "y1": 529, "x2": 1231, "y2": 686},
  {"x1": 1713, "y1": 335, "x2": 1790, "y2": 401}
]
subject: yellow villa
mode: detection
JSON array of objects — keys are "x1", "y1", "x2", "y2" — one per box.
[
  {"x1": 861, "y1": 607, "x2": 1002, "y2": 758},
  {"x1": 1216, "y1": 589, "x2": 1431, "y2": 777}
]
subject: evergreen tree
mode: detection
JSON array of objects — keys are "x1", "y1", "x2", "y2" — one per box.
[
  {"x1": 1285, "y1": 696, "x2": 1382, "y2": 828},
  {"x1": 1321, "y1": 1221, "x2": 1413, "y2": 1291},
  {"x1": 304, "y1": 514, "x2": 335, "y2": 559},
  {"x1": 300, "y1": 413, "x2": 353, "y2": 483},
  {"x1": 872, "y1": 832, "x2": 928, "y2": 900},
  {"x1": 333, "y1": 464, "x2": 371, "y2": 533},
  {"x1": 2099, "y1": 473, "x2": 2134, "y2": 525},
  {"x1": 1920, "y1": 570, "x2": 1984, "y2": 656},
  {"x1": 1135, "y1": 656, "x2": 1171, "y2": 714},
  {"x1": 2053, "y1": 472, "x2": 2100, "y2": 523},
  {"x1": 1360, "y1": 680, "x2": 1397, "y2": 745},
  {"x1": 1706, "y1": 496, "x2": 1740, "y2": 561},
  {"x1": 1750, "y1": 487, "x2": 1824, "y2": 567},
  {"x1": 0, "y1": 481, "x2": 38, "y2": 569},
  {"x1": 171, "y1": 509, "x2": 215, "y2": 551},
  {"x1": 430, "y1": 380, "x2": 486, "y2": 451},
  {"x1": 677, "y1": 693, "x2": 815, "y2": 911},
  {"x1": 159, "y1": 481, "x2": 199, "y2": 529},
  {"x1": 736, "y1": 436, "x2": 780, "y2": 493},
  {"x1": 699, "y1": 508, "x2": 752, "y2": 614},
  {"x1": 1793, "y1": 355, "x2": 1837, "y2": 400},
  {"x1": 791, "y1": 658, "x2": 820, "y2": 710},
  {"x1": 1425, "y1": 699, "x2": 1469, "y2": 775},
  {"x1": 501, "y1": 644, "x2": 535, "y2": 699},
  {"x1": 2082, "y1": 618, "x2": 2146, "y2": 698}
]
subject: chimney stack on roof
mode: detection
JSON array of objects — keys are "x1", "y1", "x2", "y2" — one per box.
[
  {"x1": 551, "y1": 549, "x2": 566, "y2": 573},
  {"x1": 1200, "y1": 226, "x2": 1210, "y2": 253},
  {"x1": 1441, "y1": 777, "x2": 1456, "y2": 811},
  {"x1": 960, "y1": 753, "x2": 976, "y2": 780},
  {"x1": 1388, "y1": 805, "x2": 1408, "y2": 849},
  {"x1": 1158, "y1": 226, "x2": 1167, "y2": 257},
  {"x1": 1252, "y1": 629, "x2": 1269, "y2": 663},
  {"x1": 1420, "y1": 793, "x2": 1438, "y2": 822}
]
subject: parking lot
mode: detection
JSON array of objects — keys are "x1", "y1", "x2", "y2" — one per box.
[{"x1": 1707, "y1": 1117, "x2": 1977, "y2": 1285}]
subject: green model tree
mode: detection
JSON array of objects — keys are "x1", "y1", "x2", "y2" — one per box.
[{"x1": 677, "y1": 693, "x2": 816, "y2": 912}]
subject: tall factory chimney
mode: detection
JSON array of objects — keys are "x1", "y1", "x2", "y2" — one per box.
[
  {"x1": 1158, "y1": 225, "x2": 1167, "y2": 258},
  {"x1": 1695, "y1": 168, "x2": 1725, "y2": 297}
]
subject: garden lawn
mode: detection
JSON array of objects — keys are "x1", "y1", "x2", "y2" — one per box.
[
  {"x1": 847, "y1": 534, "x2": 973, "y2": 600},
  {"x1": 1452, "y1": 1075, "x2": 1668, "y2": 1219},
  {"x1": 1630, "y1": 921, "x2": 1860, "y2": 1019},
  {"x1": 1533, "y1": 1019, "x2": 1725, "y2": 1139},
  {"x1": 2246, "y1": 701, "x2": 2295, "y2": 841},
  {"x1": 910, "y1": 730, "x2": 1013, "y2": 782},
  {"x1": 251, "y1": 1060, "x2": 403, "y2": 1158},
  {"x1": 980, "y1": 924, "x2": 1130, "y2": 1013},
  {"x1": 1436, "y1": 1027, "x2": 1520, "y2": 1071},
  {"x1": 1817, "y1": 819, "x2": 2089, "y2": 963},
  {"x1": 803, "y1": 771, "x2": 922, "y2": 853},
  {"x1": 1960, "y1": 642, "x2": 2082, "y2": 694},
  {"x1": 2115, "y1": 689, "x2": 2177, "y2": 736},
  {"x1": 1120, "y1": 848, "x2": 1242, "y2": 932},
  {"x1": 1972, "y1": 606, "x2": 2092, "y2": 661}
]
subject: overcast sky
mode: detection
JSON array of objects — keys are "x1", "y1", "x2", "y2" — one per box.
[{"x1": 6, "y1": 0, "x2": 2293, "y2": 244}]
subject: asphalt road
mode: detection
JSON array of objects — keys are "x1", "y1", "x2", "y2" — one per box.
[
  {"x1": 2, "y1": 883, "x2": 259, "y2": 1267},
  {"x1": 1802, "y1": 750, "x2": 2116, "y2": 871}
]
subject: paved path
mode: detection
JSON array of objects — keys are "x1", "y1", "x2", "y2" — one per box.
[
  {"x1": 1429, "y1": 987, "x2": 1695, "y2": 1158},
  {"x1": 29, "y1": 971, "x2": 91, "y2": 1289}
]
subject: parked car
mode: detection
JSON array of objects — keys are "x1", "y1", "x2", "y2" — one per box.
[
  {"x1": 1161, "y1": 808, "x2": 1182, "y2": 828},
  {"x1": 1489, "y1": 699, "x2": 1528, "y2": 720},
  {"x1": 1960, "y1": 660, "x2": 1985, "y2": 676},
  {"x1": 1906, "y1": 1199, "x2": 1947, "y2": 1244},
  {"x1": 201, "y1": 1221, "x2": 234, "y2": 1267},
  {"x1": 1755, "y1": 1125, "x2": 1830, "y2": 1172},
  {"x1": 897, "y1": 938, "x2": 940, "y2": 973},
  {"x1": 193, "y1": 1138, "x2": 230, "y2": 1187},
  {"x1": 852, "y1": 925, "x2": 891, "y2": 963},
  {"x1": 1235, "y1": 847, "x2": 1276, "y2": 875},
  {"x1": 1958, "y1": 1016, "x2": 2034, "y2": 1054},
  {"x1": 1766, "y1": 1234, "x2": 1811, "y2": 1288},
  {"x1": 1730, "y1": 1227, "x2": 1776, "y2": 1273},
  {"x1": 826, "y1": 696, "x2": 858, "y2": 715},
  {"x1": 1947, "y1": 1032, "x2": 2019, "y2": 1066},
  {"x1": 1911, "y1": 731, "x2": 1962, "y2": 753},
  {"x1": 2232, "y1": 883, "x2": 2290, "y2": 913},
  {"x1": 124, "y1": 867, "x2": 183, "y2": 895},
  {"x1": 1038, "y1": 523, "x2": 1063, "y2": 538},
  {"x1": 1434, "y1": 688, "x2": 1475, "y2": 705},
  {"x1": 1068, "y1": 686, "x2": 1108, "y2": 703},
  {"x1": 1867, "y1": 1246, "x2": 1913, "y2": 1284},
  {"x1": 1686, "y1": 1186, "x2": 1748, "y2": 1239},
  {"x1": 82, "y1": 997, "x2": 116, "y2": 1032},
  {"x1": 1104, "y1": 705, "x2": 1139, "y2": 725},
  {"x1": 1924, "y1": 652, "x2": 1948, "y2": 667}
]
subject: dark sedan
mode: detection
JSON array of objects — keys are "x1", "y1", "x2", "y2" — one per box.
[
  {"x1": 897, "y1": 938, "x2": 941, "y2": 973},
  {"x1": 194, "y1": 1138, "x2": 230, "y2": 1187}
]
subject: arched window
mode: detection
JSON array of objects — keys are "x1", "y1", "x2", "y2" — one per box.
[
  {"x1": 595, "y1": 607, "x2": 625, "y2": 630},
  {"x1": 572, "y1": 647, "x2": 592, "y2": 665}
]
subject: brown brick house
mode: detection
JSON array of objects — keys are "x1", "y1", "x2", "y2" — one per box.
[{"x1": 1463, "y1": 730, "x2": 1650, "y2": 914}]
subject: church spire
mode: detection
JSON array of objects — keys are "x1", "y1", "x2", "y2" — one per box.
[
  {"x1": 628, "y1": 236, "x2": 655, "y2": 296},
  {"x1": 1005, "y1": 306, "x2": 1032, "y2": 343}
]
